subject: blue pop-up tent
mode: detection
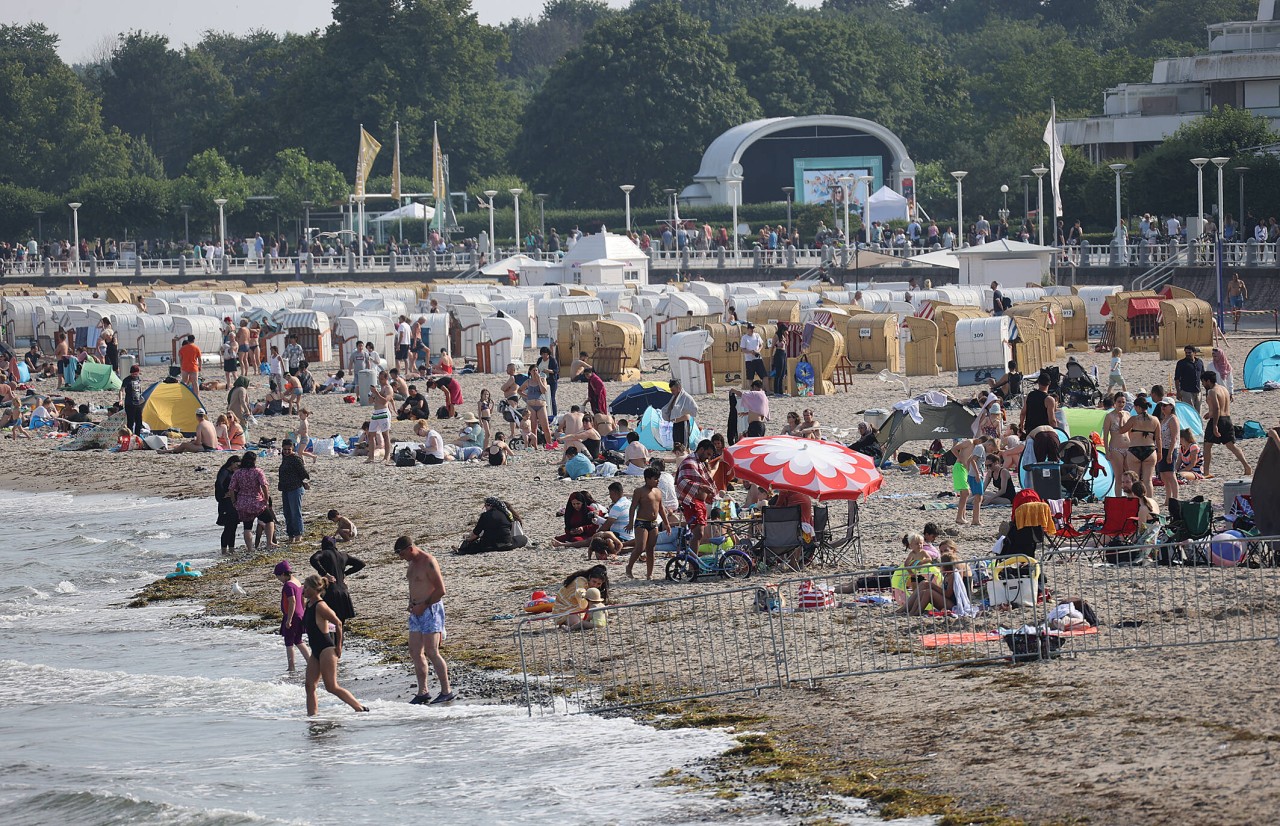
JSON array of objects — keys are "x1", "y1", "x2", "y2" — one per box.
[{"x1": 1243, "y1": 340, "x2": 1280, "y2": 390}]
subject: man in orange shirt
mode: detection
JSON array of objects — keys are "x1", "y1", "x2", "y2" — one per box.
[{"x1": 179, "y1": 335, "x2": 202, "y2": 390}]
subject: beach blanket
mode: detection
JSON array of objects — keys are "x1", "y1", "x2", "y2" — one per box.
[
  {"x1": 58, "y1": 411, "x2": 128, "y2": 451},
  {"x1": 921, "y1": 627, "x2": 1098, "y2": 649}
]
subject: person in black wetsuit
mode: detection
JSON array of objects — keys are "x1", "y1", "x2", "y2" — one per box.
[
  {"x1": 309, "y1": 537, "x2": 365, "y2": 622},
  {"x1": 300, "y1": 574, "x2": 367, "y2": 716},
  {"x1": 457, "y1": 497, "x2": 528, "y2": 554}
]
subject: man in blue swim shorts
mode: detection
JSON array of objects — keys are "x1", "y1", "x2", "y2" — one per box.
[{"x1": 396, "y1": 535, "x2": 455, "y2": 705}]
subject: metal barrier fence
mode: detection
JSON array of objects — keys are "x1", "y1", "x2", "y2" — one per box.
[{"x1": 516, "y1": 535, "x2": 1280, "y2": 715}]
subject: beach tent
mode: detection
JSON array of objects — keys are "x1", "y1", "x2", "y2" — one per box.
[
  {"x1": 1018, "y1": 427, "x2": 1114, "y2": 500},
  {"x1": 637, "y1": 406, "x2": 702, "y2": 451},
  {"x1": 59, "y1": 411, "x2": 128, "y2": 451},
  {"x1": 1063, "y1": 408, "x2": 1105, "y2": 439},
  {"x1": 141, "y1": 380, "x2": 204, "y2": 436},
  {"x1": 876, "y1": 401, "x2": 977, "y2": 459},
  {"x1": 66, "y1": 361, "x2": 122, "y2": 392},
  {"x1": 1243, "y1": 340, "x2": 1280, "y2": 389},
  {"x1": 610, "y1": 382, "x2": 672, "y2": 416},
  {"x1": 867, "y1": 186, "x2": 909, "y2": 225}
]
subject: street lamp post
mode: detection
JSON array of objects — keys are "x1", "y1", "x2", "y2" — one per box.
[
  {"x1": 838, "y1": 176, "x2": 853, "y2": 253},
  {"x1": 535, "y1": 193, "x2": 547, "y2": 239},
  {"x1": 662, "y1": 188, "x2": 677, "y2": 259},
  {"x1": 419, "y1": 198, "x2": 431, "y2": 246},
  {"x1": 727, "y1": 177, "x2": 742, "y2": 259},
  {"x1": 1211, "y1": 156, "x2": 1230, "y2": 331},
  {"x1": 483, "y1": 190, "x2": 498, "y2": 256},
  {"x1": 858, "y1": 175, "x2": 874, "y2": 247},
  {"x1": 1032, "y1": 166, "x2": 1048, "y2": 245},
  {"x1": 35, "y1": 210, "x2": 43, "y2": 244},
  {"x1": 950, "y1": 171, "x2": 967, "y2": 247},
  {"x1": 1190, "y1": 157, "x2": 1209, "y2": 238},
  {"x1": 619, "y1": 185, "x2": 634, "y2": 232},
  {"x1": 68, "y1": 202, "x2": 81, "y2": 265},
  {"x1": 509, "y1": 188, "x2": 523, "y2": 254},
  {"x1": 1108, "y1": 163, "x2": 1127, "y2": 238},
  {"x1": 1020, "y1": 175, "x2": 1031, "y2": 225},
  {"x1": 214, "y1": 198, "x2": 228, "y2": 259},
  {"x1": 181, "y1": 204, "x2": 191, "y2": 244},
  {"x1": 999, "y1": 184, "x2": 1010, "y2": 223},
  {"x1": 301, "y1": 200, "x2": 313, "y2": 245},
  {"x1": 1234, "y1": 166, "x2": 1249, "y2": 231},
  {"x1": 781, "y1": 186, "x2": 794, "y2": 240}
]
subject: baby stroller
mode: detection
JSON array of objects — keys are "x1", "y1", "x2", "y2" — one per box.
[
  {"x1": 1060, "y1": 436, "x2": 1102, "y2": 501},
  {"x1": 1061, "y1": 360, "x2": 1102, "y2": 408}
]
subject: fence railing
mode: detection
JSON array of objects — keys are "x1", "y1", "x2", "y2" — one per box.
[{"x1": 516, "y1": 535, "x2": 1280, "y2": 715}]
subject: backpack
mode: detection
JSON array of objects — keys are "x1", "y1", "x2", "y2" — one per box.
[
  {"x1": 1001, "y1": 295, "x2": 1013, "y2": 311},
  {"x1": 1242, "y1": 420, "x2": 1265, "y2": 439},
  {"x1": 393, "y1": 446, "x2": 417, "y2": 467}
]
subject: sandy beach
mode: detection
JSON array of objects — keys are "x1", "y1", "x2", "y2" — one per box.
[{"x1": 5, "y1": 331, "x2": 1279, "y2": 825}]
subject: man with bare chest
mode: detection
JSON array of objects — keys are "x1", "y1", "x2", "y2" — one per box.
[
  {"x1": 395, "y1": 536, "x2": 455, "y2": 705},
  {"x1": 1201, "y1": 371, "x2": 1252, "y2": 477},
  {"x1": 627, "y1": 467, "x2": 672, "y2": 580}
]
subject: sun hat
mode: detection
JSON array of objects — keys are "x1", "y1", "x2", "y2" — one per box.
[
  {"x1": 584, "y1": 587, "x2": 604, "y2": 603},
  {"x1": 273, "y1": 560, "x2": 292, "y2": 575},
  {"x1": 461, "y1": 412, "x2": 479, "y2": 423}
]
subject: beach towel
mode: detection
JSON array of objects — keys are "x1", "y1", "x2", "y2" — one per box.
[{"x1": 921, "y1": 627, "x2": 1098, "y2": 648}]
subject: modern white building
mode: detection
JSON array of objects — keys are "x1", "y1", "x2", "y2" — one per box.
[{"x1": 1061, "y1": 1, "x2": 1280, "y2": 160}]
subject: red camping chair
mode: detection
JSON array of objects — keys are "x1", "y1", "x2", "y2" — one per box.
[
  {"x1": 1047, "y1": 498, "x2": 1092, "y2": 554},
  {"x1": 1078, "y1": 496, "x2": 1140, "y2": 550}
]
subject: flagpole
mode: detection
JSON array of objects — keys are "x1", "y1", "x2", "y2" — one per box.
[{"x1": 394, "y1": 122, "x2": 402, "y2": 245}]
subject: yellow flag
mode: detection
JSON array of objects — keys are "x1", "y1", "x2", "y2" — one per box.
[
  {"x1": 432, "y1": 122, "x2": 444, "y2": 204},
  {"x1": 355, "y1": 126, "x2": 381, "y2": 198},
  {"x1": 391, "y1": 122, "x2": 401, "y2": 202}
]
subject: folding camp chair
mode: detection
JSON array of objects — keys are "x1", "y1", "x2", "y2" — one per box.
[
  {"x1": 814, "y1": 499, "x2": 863, "y2": 568},
  {"x1": 1166, "y1": 497, "x2": 1213, "y2": 542},
  {"x1": 1047, "y1": 498, "x2": 1092, "y2": 554},
  {"x1": 748, "y1": 505, "x2": 806, "y2": 573},
  {"x1": 1078, "y1": 496, "x2": 1141, "y2": 552}
]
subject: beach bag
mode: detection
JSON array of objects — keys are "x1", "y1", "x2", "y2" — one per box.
[
  {"x1": 987, "y1": 558, "x2": 1038, "y2": 607},
  {"x1": 797, "y1": 580, "x2": 835, "y2": 610},
  {"x1": 393, "y1": 446, "x2": 417, "y2": 467},
  {"x1": 313, "y1": 438, "x2": 334, "y2": 456},
  {"x1": 794, "y1": 358, "x2": 815, "y2": 395},
  {"x1": 754, "y1": 584, "x2": 785, "y2": 613},
  {"x1": 437, "y1": 405, "x2": 451, "y2": 419},
  {"x1": 1242, "y1": 420, "x2": 1265, "y2": 439},
  {"x1": 1005, "y1": 628, "x2": 1064, "y2": 663}
]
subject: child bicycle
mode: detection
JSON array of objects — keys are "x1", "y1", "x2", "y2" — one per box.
[{"x1": 665, "y1": 530, "x2": 753, "y2": 582}]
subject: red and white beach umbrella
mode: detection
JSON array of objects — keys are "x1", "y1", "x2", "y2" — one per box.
[{"x1": 724, "y1": 436, "x2": 883, "y2": 501}]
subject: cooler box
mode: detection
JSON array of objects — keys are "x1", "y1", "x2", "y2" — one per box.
[
  {"x1": 1027, "y1": 462, "x2": 1064, "y2": 501},
  {"x1": 1222, "y1": 479, "x2": 1251, "y2": 508}
]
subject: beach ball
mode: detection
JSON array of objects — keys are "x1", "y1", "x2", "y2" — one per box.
[{"x1": 1209, "y1": 531, "x2": 1247, "y2": 568}]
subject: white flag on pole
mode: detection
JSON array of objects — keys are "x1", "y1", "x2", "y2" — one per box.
[{"x1": 1043, "y1": 99, "x2": 1065, "y2": 218}]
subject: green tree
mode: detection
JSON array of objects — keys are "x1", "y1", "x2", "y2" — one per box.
[
  {"x1": 500, "y1": 0, "x2": 618, "y2": 95},
  {"x1": 1133, "y1": 0, "x2": 1256, "y2": 55},
  {"x1": 517, "y1": 2, "x2": 760, "y2": 205},
  {"x1": 725, "y1": 15, "x2": 971, "y2": 161},
  {"x1": 311, "y1": 0, "x2": 518, "y2": 189},
  {"x1": 632, "y1": 0, "x2": 800, "y2": 34},
  {"x1": 0, "y1": 23, "x2": 131, "y2": 191},
  {"x1": 262, "y1": 148, "x2": 349, "y2": 221},
  {"x1": 89, "y1": 32, "x2": 235, "y2": 176},
  {"x1": 65, "y1": 176, "x2": 174, "y2": 239},
  {"x1": 172, "y1": 149, "x2": 252, "y2": 235},
  {"x1": 0, "y1": 184, "x2": 57, "y2": 240}
]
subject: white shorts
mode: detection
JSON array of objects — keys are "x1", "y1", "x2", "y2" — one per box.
[{"x1": 368, "y1": 409, "x2": 391, "y2": 433}]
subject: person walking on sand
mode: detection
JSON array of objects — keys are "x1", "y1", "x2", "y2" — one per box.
[
  {"x1": 1201, "y1": 370, "x2": 1252, "y2": 478},
  {"x1": 300, "y1": 574, "x2": 368, "y2": 716},
  {"x1": 395, "y1": 536, "x2": 455, "y2": 705},
  {"x1": 627, "y1": 467, "x2": 671, "y2": 580},
  {"x1": 278, "y1": 439, "x2": 310, "y2": 543},
  {"x1": 274, "y1": 560, "x2": 310, "y2": 671}
]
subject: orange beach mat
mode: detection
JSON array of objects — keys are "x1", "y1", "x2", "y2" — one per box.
[{"x1": 921, "y1": 627, "x2": 1099, "y2": 648}]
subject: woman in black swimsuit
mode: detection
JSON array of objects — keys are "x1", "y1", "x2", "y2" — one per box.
[
  {"x1": 1119, "y1": 393, "x2": 1161, "y2": 495},
  {"x1": 301, "y1": 574, "x2": 367, "y2": 716},
  {"x1": 98, "y1": 318, "x2": 119, "y2": 373}
]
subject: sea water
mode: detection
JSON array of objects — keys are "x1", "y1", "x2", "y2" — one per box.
[{"x1": 0, "y1": 491, "x2": 930, "y2": 826}]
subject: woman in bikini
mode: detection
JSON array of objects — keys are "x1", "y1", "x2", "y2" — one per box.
[
  {"x1": 477, "y1": 388, "x2": 494, "y2": 447},
  {"x1": 1155, "y1": 399, "x2": 1181, "y2": 505},
  {"x1": 1119, "y1": 393, "x2": 1160, "y2": 495},
  {"x1": 1102, "y1": 392, "x2": 1129, "y2": 486},
  {"x1": 520, "y1": 366, "x2": 554, "y2": 449}
]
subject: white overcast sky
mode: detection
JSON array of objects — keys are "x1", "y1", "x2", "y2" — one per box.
[{"x1": 15, "y1": 0, "x2": 823, "y2": 63}]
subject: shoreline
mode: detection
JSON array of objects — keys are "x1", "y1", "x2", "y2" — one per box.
[{"x1": 7, "y1": 332, "x2": 1279, "y2": 824}]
